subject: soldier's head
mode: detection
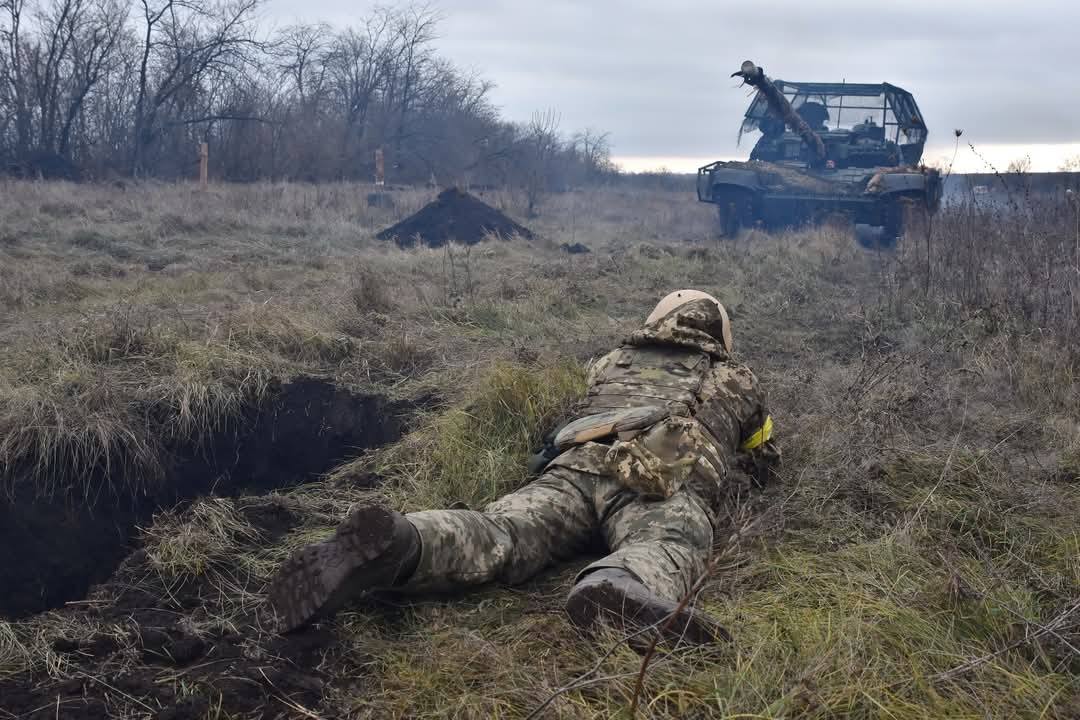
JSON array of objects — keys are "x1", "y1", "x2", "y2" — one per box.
[
  {"x1": 797, "y1": 101, "x2": 829, "y2": 132},
  {"x1": 646, "y1": 290, "x2": 732, "y2": 352}
]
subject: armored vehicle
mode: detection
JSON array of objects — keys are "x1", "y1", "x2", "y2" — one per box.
[{"x1": 697, "y1": 61, "x2": 942, "y2": 242}]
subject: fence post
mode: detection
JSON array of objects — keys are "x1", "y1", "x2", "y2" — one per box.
[
  {"x1": 199, "y1": 142, "x2": 209, "y2": 189},
  {"x1": 375, "y1": 147, "x2": 385, "y2": 186}
]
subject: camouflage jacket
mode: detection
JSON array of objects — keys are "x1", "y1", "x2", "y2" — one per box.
[{"x1": 549, "y1": 299, "x2": 778, "y2": 507}]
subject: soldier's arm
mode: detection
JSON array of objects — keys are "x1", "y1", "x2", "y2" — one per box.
[
  {"x1": 733, "y1": 367, "x2": 780, "y2": 486},
  {"x1": 528, "y1": 350, "x2": 617, "y2": 476},
  {"x1": 584, "y1": 349, "x2": 617, "y2": 387}
]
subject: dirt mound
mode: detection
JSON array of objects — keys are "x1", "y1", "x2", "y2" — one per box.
[{"x1": 376, "y1": 187, "x2": 533, "y2": 247}]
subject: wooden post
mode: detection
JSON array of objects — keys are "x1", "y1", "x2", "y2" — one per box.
[
  {"x1": 374, "y1": 147, "x2": 385, "y2": 186},
  {"x1": 198, "y1": 142, "x2": 208, "y2": 189}
]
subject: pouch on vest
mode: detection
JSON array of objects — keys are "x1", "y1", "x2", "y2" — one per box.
[
  {"x1": 603, "y1": 416, "x2": 705, "y2": 500},
  {"x1": 553, "y1": 405, "x2": 671, "y2": 452}
]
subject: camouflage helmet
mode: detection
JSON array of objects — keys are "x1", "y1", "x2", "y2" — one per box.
[{"x1": 646, "y1": 290, "x2": 732, "y2": 352}]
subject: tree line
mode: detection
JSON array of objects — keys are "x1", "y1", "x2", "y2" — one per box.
[{"x1": 0, "y1": 0, "x2": 617, "y2": 190}]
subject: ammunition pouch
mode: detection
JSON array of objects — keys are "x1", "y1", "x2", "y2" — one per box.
[
  {"x1": 603, "y1": 416, "x2": 705, "y2": 499},
  {"x1": 551, "y1": 406, "x2": 705, "y2": 500}
]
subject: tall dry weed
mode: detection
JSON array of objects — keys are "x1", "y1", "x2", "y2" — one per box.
[{"x1": 894, "y1": 193, "x2": 1080, "y2": 343}]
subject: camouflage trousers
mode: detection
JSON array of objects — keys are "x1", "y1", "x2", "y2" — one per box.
[{"x1": 401, "y1": 450, "x2": 714, "y2": 602}]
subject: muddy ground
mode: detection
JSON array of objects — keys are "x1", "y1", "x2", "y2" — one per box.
[
  {"x1": 0, "y1": 376, "x2": 416, "y2": 718},
  {"x1": 1, "y1": 517, "x2": 328, "y2": 720},
  {"x1": 0, "y1": 378, "x2": 406, "y2": 619}
]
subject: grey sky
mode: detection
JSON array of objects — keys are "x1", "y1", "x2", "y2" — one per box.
[{"x1": 271, "y1": 0, "x2": 1079, "y2": 171}]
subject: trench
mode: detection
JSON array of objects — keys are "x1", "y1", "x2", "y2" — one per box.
[{"x1": 0, "y1": 377, "x2": 406, "y2": 618}]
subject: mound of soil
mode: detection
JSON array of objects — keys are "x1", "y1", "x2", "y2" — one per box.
[
  {"x1": 0, "y1": 377, "x2": 408, "y2": 618},
  {"x1": 376, "y1": 187, "x2": 533, "y2": 247}
]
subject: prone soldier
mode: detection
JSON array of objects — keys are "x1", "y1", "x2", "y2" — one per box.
[{"x1": 268, "y1": 290, "x2": 779, "y2": 645}]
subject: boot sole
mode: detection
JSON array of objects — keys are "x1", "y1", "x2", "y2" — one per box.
[
  {"x1": 565, "y1": 577, "x2": 728, "y2": 647},
  {"x1": 267, "y1": 502, "x2": 396, "y2": 632}
]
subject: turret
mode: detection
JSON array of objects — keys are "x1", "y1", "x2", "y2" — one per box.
[{"x1": 731, "y1": 60, "x2": 827, "y2": 165}]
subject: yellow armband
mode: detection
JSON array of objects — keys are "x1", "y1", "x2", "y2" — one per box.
[{"x1": 740, "y1": 415, "x2": 773, "y2": 451}]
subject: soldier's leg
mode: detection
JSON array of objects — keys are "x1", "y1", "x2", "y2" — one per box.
[
  {"x1": 589, "y1": 489, "x2": 713, "y2": 601},
  {"x1": 400, "y1": 466, "x2": 596, "y2": 592},
  {"x1": 269, "y1": 467, "x2": 597, "y2": 630},
  {"x1": 269, "y1": 500, "x2": 422, "y2": 631},
  {"x1": 565, "y1": 488, "x2": 724, "y2": 646}
]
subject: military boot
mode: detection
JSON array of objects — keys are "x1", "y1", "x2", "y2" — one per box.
[
  {"x1": 565, "y1": 569, "x2": 730, "y2": 648},
  {"x1": 268, "y1": 501, "x2": 420, "y2": 632}
]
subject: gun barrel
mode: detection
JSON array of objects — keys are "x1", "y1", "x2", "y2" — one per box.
[{"x1": 733, "y1": 61, "x2": 827, "y2": 163}]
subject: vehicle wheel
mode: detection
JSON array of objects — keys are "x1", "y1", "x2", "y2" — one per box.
[
  {"x1": 881, "y1": 194, "x2": 927, "y2": 246},
  {"x1": 714, "y1": 191, "x2": 754, "y2": 238},
  {"x1": 820, "y1": 210, "x2": 855, "y2": 234},
  {"x1": 881, "y1": 200, "x2": 904, "y2": 246},
  {"x1": 857, "y1": 227, "x2": 891, "y2": 250}
]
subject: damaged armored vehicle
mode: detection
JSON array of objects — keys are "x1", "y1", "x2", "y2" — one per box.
[{"x1": 698, "y1": 61, "x2": 942, "y2": 243}]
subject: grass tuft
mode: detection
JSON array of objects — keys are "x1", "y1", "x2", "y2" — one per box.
[
  {"x1": 144, "y1": 498, "x2": 260, "y2": 581},
  {"x1": 373, "y1": 360, "x2": 586, "y2": 511},
  {"x1": 0, "y1": 621, "x2": 32, "y2": 681}
]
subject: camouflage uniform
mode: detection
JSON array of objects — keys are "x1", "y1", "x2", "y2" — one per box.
[{"x1": 400, "y1": 299, "x2": 776, "y2": 603}]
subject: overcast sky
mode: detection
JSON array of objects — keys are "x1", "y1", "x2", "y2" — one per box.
[{"x1": 271, "y1": 0, "x2": 1079, "y2": 172}]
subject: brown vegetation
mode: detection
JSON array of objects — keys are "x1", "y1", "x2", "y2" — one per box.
[{"x1": 0, "y1": 179, "x2": 1078, "y2": 718}]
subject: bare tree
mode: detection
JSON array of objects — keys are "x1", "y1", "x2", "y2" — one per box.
[
  {"x1": 1, "y1": 0, "x2": 31, "y2": 155},
  {"x1": 272, "y1": 22, "x2": 329, "y2": 107},
  {"x1": 56, "y1": 0, "x2": 126, "y2": 156},
  {"x1": 386, "y1": 3, "x2": 438, "y2": 166},
  {"x1": 521, "y1": 108, "x2": 560, "y2": 216},
  {"x1": 1007, "y1": 155, "x2": 1032, "y2": 174},
  {"x1": 323, "y1": 13, "x2": 395, "y2": 177},
  {"x1": 573, "y1": 128, "x2": 613, "y2": 184},
  {"x1": 27, "y1": 0, "x2": 85, "y2": 153},
  {"x1": 1059, "y1": 155, "x2": 1080, "y2": 172},
  {"x1": 0, "y1": 2, "x2": 615, "y2": 184},
  {"x1": 131, "y1": 0, "x2": 261, "y2": 175}
]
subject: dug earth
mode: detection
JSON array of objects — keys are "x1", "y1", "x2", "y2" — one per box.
[{"x1": 0, "y1": 377, "x2": 406, "y2": 618}]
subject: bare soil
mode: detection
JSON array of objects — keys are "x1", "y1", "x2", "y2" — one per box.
[
  {"x1": 0, "y1": 523, "x2": 336, "y2": 719},
  {"x1": 0, "y1": 378, "x2": 406, "y2": 618}
]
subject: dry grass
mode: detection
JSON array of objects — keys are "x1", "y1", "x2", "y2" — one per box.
[
  {"x1": 145, "y1": 498, "x2": 262, "y2": 582},
  {"x1": 0, "y1": 180, "x2": 690, "y2": 499},
  {"x1": 369, "y1": 360, "x2": 587, "y2": 511},
  {"x1": 1, "y1": 180, "x2": 1079, "y2": 718},
  {"x1": 0, "y1": 622, "x2": 33, "y2": 681}
]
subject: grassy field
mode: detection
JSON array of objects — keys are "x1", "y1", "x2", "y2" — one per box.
[{"x1": 0, "y1": 180, "x2": 1078, "y2": 718}]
